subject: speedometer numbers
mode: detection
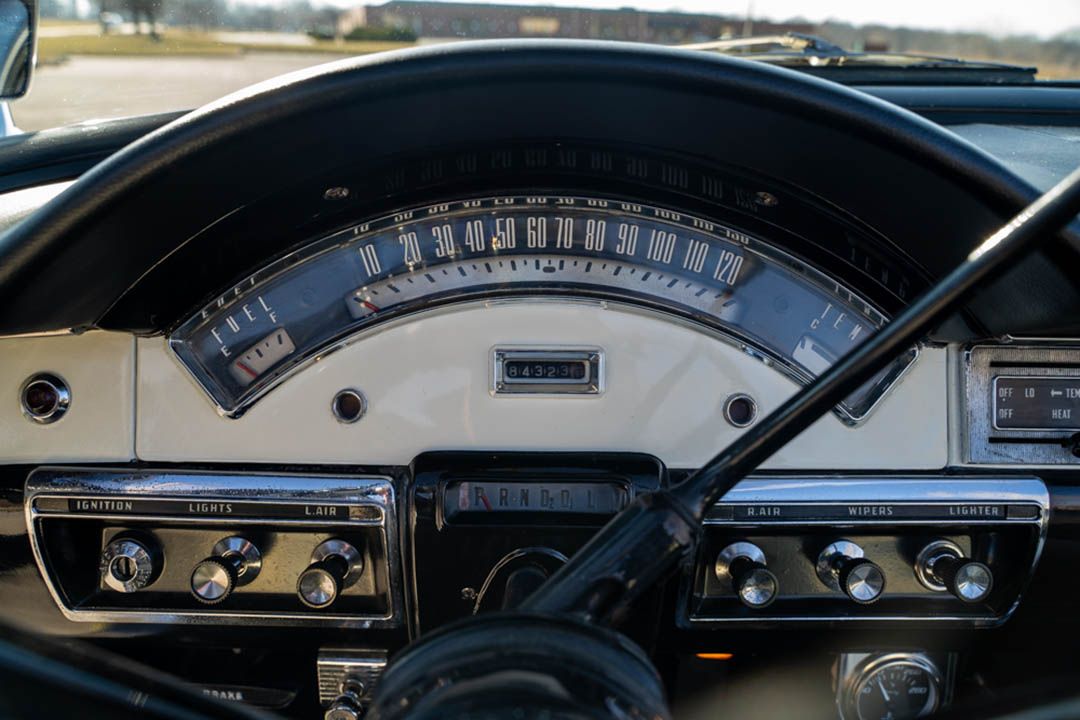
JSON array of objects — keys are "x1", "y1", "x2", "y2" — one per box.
[{"x1": 171, "y1": 196, "x2": 914, "y2": 418}]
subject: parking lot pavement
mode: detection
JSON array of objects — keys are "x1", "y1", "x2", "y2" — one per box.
[{"x1": 12, "y1": 52, "x2": 352, "y2": 131}]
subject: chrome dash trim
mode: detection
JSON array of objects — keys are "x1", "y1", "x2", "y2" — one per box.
[
  {"x1": 707, "y1": 475, "x2": 1048, "y2": 514},
  {"x1": 24, "y1": 467, "x2": 404, "y2": 628},
  {"x1": 686, "y1": 475, "x2": 1048, "y2": 626}
]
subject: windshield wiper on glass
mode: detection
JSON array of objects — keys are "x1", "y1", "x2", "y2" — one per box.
[{"x1": 681, "y1": 32, "x2": 1038, "y2": 85}]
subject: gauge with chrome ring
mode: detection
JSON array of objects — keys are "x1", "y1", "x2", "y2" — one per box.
[{"x1": 844, "y1": 653, "x2": 942, "y2": 720}]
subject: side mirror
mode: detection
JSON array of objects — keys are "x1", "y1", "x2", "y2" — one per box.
[{"x1": 0, "y1": 0, "x2": 33, "y2": 100}]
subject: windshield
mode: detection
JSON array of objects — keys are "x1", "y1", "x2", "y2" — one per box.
[{"x1": 15, "y1": 0, "x2": 1080, "y2": 131}]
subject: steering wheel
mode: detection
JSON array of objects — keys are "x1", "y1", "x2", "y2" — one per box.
[{"x1": 3, "y1": 40, "x2": 1079, "y2": 720}]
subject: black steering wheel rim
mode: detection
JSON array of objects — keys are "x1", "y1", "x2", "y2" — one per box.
[{"x1": 0, "y1": 39, "x2": 1075, "y2": 337}]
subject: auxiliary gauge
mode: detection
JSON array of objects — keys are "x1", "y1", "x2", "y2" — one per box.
[{"x1": 841, "y1": 653, "x2": 942, "y2": 720}]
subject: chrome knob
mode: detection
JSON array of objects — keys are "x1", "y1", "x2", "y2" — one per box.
[
  {"x1": 190, "y1": 536, "x2": 262, "y2": 605},
  {"x1": 191, "y1": 556, "x2": 240, "y2": 604},
  {"x1": 99, "y1": 536, "x2": 160, "y2": 593},
  {"x1": 816, "y1": 540, "x2": 886, "y2": 605},
  {"x1": 298, "y1": 557, "x2": 347, "y2": 608},
  {"x1": 298, "y1": 539, "x2": 362, "y2": 609},
  {"x1": 916, "y1": 540, "x2": 993, "y2": 603},
  {"x1": 838, "y1": 558, "x2": 886, "y2": 604},
  {"x1": 324, "y1": 678, "x2": 366, "y2": 720},
  {"x1": 715, "y1": 541, "x2": 778, "y2": 609},
  {"x1": 732, "y1": 559, "x2": 778, "y2": 608},
  {"x1": 325, "y1": 702, "x2": 361, "y2": 720}
]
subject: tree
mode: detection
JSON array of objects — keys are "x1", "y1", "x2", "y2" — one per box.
[{"x1": 126, "y1": 0, "x2": 165, "y2": 37}]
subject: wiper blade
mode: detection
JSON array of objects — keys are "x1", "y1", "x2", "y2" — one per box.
[
  {"x1": 682, "y1": 32, "x2": 1038, "y2": 84},
  {"x1": 682, "y1": 32, "x2": 849, "y2": 57}
]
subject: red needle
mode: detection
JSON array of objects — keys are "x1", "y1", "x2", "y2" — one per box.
[
  {"x1": 481, "y1": 493, "x2": 492, "y2": 510},
  {"x1": 362, "y1": 301, "x2": 379, "y2": 312},
  {"x1": 236, "y1": 362, "x2": 257, "y2": 378}
]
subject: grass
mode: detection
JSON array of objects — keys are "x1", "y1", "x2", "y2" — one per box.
[
  {"x1": 39, "y1": 33, "x2": 240, "y2": 63},
  {"x1": 39, "y1": 18, "x2": 98, "y2": 27},
  {"x1": 37, "y1": 30, "x2": 413, "y2": 65},
  {"x1": 240, "y1": 39, "x2": 415, "y2": 55}
]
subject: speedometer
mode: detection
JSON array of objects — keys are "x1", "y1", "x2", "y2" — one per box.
[{"x1": 170, "y1": 195, "x2": 916, "y2": 419}]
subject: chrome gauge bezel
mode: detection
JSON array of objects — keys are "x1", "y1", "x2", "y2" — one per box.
[
  {"x1": 842, "y1": 653, "x2": 942, "y2": 720},
  {"x1": 170, "y1": 195, "x2": 917, "y2": 421}
]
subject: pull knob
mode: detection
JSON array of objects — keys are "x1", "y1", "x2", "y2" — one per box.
[
  {"x1": 715, "y1": 541, "x2": 779, "y2": 609},
  {"x1": 99, "y1": 536, "x2": 161, "y2": 593},
  {"x1": 916, "y1": 540, "x2": 993, "y2": 603},
  {"x1": 837, "y1": 558, "x2": 886, "y2": 604},
  {"x1": 190, "y1": 536, "x2": 262, "y2": 605},
  {"x1": 324, "y1": 701, "x2": 361, "y2": 720},
  {"x1": 816, "y1": 540, "x2": 886, "y2": 605},
  {"x1": 191, "y1": 555, "x2": 241, "y2": 604},
  {"x1": 298, "y1": 539, "x2": 362, "y2": 609},
  {"x1": 324, "y1": 678, "x2": 366, "y2": 720}
]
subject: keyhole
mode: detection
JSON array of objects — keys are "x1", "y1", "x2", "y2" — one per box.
[{"x1": 111, "y1": 555, "x2": 137, "y2": 582}]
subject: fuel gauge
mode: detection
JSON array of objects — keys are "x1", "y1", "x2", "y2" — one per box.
[{"x1": 228, "y1": 328, "x2": 297, "y2": 386}]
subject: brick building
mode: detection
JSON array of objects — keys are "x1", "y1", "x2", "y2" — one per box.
[{"x1": 348, "y1": 1, "x2": 813, "y2": 44}]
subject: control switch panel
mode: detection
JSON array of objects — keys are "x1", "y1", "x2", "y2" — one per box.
[
  {"x1": 25, "y1": 468, "x2": 402, "y2": 627},
  {"x1": 683, "y1": 476, "x2": 1047, "y2": 626}
]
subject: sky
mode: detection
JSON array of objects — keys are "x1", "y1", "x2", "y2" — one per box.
[{"x1": 360, "y1": 0, "x2": 1080, "y2": 39}]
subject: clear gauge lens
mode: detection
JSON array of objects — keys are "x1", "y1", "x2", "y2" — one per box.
[
  {"x1": 170, "y1": 195, "x2": 916, "y2": 418},
  {"x1": 228, "y1": 328, "x2": 296, "y2": 386},
  {"x1": 855, "y1": 661, "x2": 938, "y2": 720}
]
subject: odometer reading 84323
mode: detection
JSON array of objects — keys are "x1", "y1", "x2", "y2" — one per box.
[
  {"x1": 506, "y1": 361, "x2": 587, "y2": 381},
  {"x1": 170, "y1": 195, "x2": 915, "y2": 418},
  {"x1": 493, "y1": 348, "x2": 602, "y2": 395}
]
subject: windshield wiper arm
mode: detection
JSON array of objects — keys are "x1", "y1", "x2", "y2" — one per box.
[
  {"x1": 680, "y1": 32, "x2": 1038, "y2": 83},
  {"x1": 681, "y1": 32, "x2": 849, "y2": 56}
]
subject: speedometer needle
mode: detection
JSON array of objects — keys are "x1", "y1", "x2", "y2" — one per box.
[{"x1": 877, "y1": 678, "x2": 890, "y2": 702}]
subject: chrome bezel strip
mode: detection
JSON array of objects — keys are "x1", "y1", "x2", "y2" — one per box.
[
  {"x1": 684, "y1": 475, "x2": 1049, "y2": 626},
  {"x1": 24, "y1": 468, "x2": 404, "y2": 628}
]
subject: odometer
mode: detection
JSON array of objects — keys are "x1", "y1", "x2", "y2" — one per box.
[
  {"x1": 505, "y1": 360, "x2": 587, "y2": 381},
  {"x1": 171, "y1": 195, "x2": 916, "y2": 418}
]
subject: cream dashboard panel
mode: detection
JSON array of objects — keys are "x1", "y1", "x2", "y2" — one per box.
[
  {"x1": 0, "y1": 331, "x2": 134, "y2": 462},
  {"x1": 136, "y1": 301, "x2": 947, "y2": 468}
]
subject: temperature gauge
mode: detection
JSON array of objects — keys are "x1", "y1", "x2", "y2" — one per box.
[
  {"x1": 228, "y1": 328, "x2": 296, "y2": 386},
  {"x1": 843, "y1": 654, "x2": 941, "y2": 720}
]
